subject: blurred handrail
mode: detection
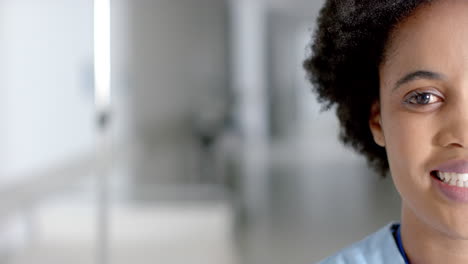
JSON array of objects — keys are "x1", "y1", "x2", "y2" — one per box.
[{"x1": 0, "y1": 151, "x2": 101, "y2": 220}]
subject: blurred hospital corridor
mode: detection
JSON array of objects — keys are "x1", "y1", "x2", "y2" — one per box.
[{"x1": 0, "y1": 0, "x2": 401, "y2": 263}]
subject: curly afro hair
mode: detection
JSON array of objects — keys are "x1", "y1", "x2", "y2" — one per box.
[{"x1": 303, "y1": 0, "x2": 435, "y2": 176}]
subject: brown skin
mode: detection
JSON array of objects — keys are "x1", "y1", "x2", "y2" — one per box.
[{"x1": 370, "y1": 0, "x2": 468, "y2": 263}]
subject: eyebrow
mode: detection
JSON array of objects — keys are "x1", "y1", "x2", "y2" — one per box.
[{"x1": 393, "y1": 70, "x2": 446, "y2": 91}]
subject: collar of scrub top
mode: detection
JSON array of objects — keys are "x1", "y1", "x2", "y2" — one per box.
[{"x1": 395, "y1": 224, "x2": 410, "y2": 264}]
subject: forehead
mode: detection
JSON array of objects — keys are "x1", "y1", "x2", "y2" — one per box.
[{"x1": 382, "y1": 0, "x2": 468, "y2": 78}]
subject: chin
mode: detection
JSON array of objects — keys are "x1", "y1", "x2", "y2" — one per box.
[
  {"x1": 433, "y1": 213, "x2": 468, "y2": 240},
  {"x1": 446, "y1": 223, "x2": 468, "y2": 240}
]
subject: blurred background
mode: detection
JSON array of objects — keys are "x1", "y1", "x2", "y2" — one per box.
[{"x1": 0, "y1": 0, "x2": 402, "y2": 263}]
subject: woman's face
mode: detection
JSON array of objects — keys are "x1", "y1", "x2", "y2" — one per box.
[{"x1": 373, "y1": 0, "x2": 468, "y2": 238}]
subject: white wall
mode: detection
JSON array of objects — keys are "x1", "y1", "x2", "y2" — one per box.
[{"x1": 0, "y1": 0, "x2": 94, "y2": 184}]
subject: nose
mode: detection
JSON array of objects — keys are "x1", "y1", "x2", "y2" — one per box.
[{"x1": 434, "y1": 103, "x2": 468, "y2": 149}]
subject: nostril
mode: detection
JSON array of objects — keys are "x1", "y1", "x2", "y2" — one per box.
[
  {"x1": 434, "y1": 130, "x2": 468, "y2": 149},
  {"x1": 448, "y1": 143, "x2": 465, "y2": 148}
]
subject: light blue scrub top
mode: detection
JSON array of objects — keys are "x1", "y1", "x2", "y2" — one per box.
[{"x1": 316, "y1": 222, "x2": 406, "y2": 264}]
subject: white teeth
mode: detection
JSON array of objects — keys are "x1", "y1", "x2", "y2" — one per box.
[
  {"x1": 437, "y1": 172, "x2": 444, "y2": 181},
  {"x1": 438, "y1": 172, "x2": 468, "y2": 187},
  {"x1": 451, "y1": 178, "x2": 458, "y2": 185}
]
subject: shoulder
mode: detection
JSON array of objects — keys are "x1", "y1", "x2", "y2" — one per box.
[{"x1": 315, "y1": 222, "x2": 405, "y2": 264}]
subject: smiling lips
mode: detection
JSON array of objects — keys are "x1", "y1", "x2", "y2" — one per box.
[
  {"x1": 433, "y1": 159, "x2": 468, "y2": 174},
  {"x1": 432, "y1": 160, "x2": 468, "y2": 187},
  {"x1": 431, "y1": 160, "x2": 468, "y2": 202}
]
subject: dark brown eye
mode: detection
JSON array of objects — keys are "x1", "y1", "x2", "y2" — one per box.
[{"x1": 405, "y1": 92, "x2": 441, "y2": 105}]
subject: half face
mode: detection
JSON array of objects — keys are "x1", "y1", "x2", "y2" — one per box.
[{"x1": 373, "y1": 0, "x2": 468, "y2": 238}]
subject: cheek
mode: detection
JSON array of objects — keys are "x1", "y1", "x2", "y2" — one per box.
[{"x1": 383, "y1": 112, "x2": 434, "y2": 183}]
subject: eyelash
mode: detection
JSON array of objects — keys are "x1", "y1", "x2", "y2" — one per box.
[{"x1": 403, "y1": 90, "x2": 444, "y2": 106}]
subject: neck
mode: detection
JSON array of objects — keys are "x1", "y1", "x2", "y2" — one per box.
[{"x1": 401, "y1": 203, "x2": 468, "y2": 264}]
